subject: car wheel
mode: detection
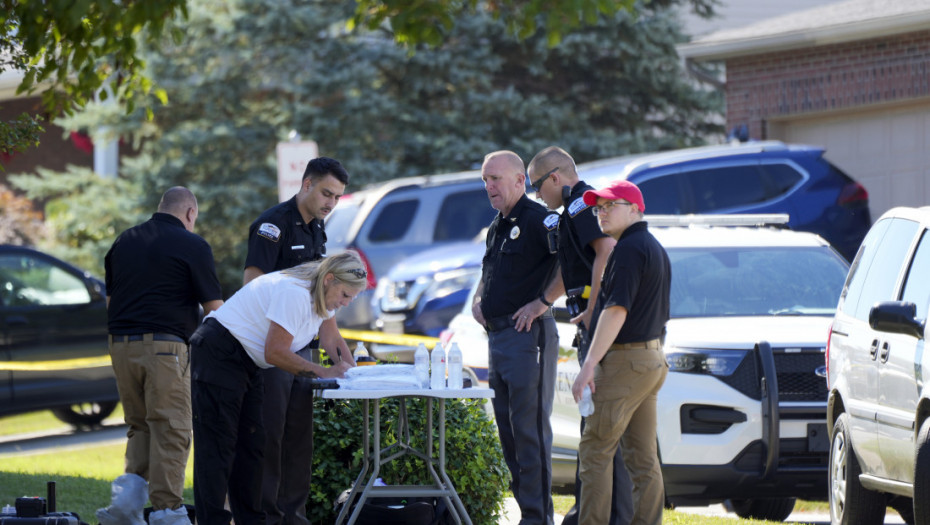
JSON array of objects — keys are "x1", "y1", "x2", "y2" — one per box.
[
  {"x1": 830, "y1": 412, "x2": 885, "y2": 525},
  {"x1": 726, "y1": 498, "x2": 795, "y2": 521},
  {"x1": 51, "y1": 401, "x2": 118, "y2": 427},
  {"x1": 913, "y1": 418, "x2": 930, "y2": 524}
]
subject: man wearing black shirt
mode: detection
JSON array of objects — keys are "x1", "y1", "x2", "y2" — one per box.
[
  {"x1": 243, "y1": 156, "x2": 353, "y2": 525},
  {"x1": 100, "y1": 187, "x2": 224, "y2": 525},
  {"x1": 572, "y1": 180, "x2": 671, "y2": 525},
  {"x1": 525, "y1": 147, "x2": 629, "y2": 525},
  {"x1": 472, "y1": 150, "x2": 559, "y2": 525}
]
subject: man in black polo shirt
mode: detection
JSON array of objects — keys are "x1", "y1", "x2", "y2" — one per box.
[
  {"x1": 100, "y1": 187, "x2": 224, "y2": 525},
  {"x1": 472, "y1": 150, "x2": 559, "y2": 525},
  {"x1": 525, "y1": 146, "x2": 629, "y2": 525},
  {"x1": 571, "y1": 180, "x2": 670, "y2": 525},
  {"x1": 243, "y1": 156, "x2": 353, "y2": 525}
]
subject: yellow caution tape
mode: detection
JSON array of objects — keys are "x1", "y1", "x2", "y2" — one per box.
[
  {"x1": 0, "y1": 356, "x2": 113, "y2": 371},
  {"x1": 339, "y1": 329, "x2": 440, "y2": 348},
  {"x1": 0, "y1": 330, "x2": 439, "y2": 372}
]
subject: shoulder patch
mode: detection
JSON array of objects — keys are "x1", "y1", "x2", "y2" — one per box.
[
  {"x1": 568, "y1": 197, "x2": 589, "y2": 217},
  {"x1": 257, "y1": 223, "x2": 281, "y2": 242},
  {"x1": 543, "y1": 213, "x2": 560, "y2": 231}
]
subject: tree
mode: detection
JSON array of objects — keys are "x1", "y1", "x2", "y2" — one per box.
[
  {"x1": 0, "y1": 0, "x2": 188, "y2": 160},
  {"x1": 13, "y1": 0, "x2": 722, "y2": 294}
]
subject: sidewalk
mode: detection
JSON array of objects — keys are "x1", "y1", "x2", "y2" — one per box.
[{"x1": 500, "y1": 497, "x2": 564, "y2": 525}]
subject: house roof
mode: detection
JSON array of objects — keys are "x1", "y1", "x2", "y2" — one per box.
[{"x1": 679, "y1": 0, "x2": 930, "y2": 61}]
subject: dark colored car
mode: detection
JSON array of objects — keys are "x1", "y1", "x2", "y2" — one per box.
[
  {"x1": 0, "y1": 245, "x2": 119, "y2": 427},
  {"x1": 372, "y1": 240, "x2": 484, "y2": 337},
  {"x1": 578, "y1": 140, "x2": 872, "y2": 260}
]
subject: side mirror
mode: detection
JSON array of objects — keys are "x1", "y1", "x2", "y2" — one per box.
[{"x1": 869, "y1": 301, "x2": 925, "y2": 339}]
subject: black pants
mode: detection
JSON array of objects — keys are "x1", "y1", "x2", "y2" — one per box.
[{"x1": 191, "y1": 318, "x2": 266, "y2": 525}]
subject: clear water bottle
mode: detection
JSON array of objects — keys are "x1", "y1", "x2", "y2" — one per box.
[
  {"x1": 579, "y1": 385, "x2": 594, "y2": 417},
  {"x1": 414, "y1": 343, "x2": 430, "y2": 389},
  {"x1": 354, "y1": 341, "x2": 369, "y2": 359},
  {"x1": 430, "y1": 343, "x2": 446, "y2": 389},
  {"x1": 0, "y1": 504, "x2": 14, "y2": 516},
  {"x1": 447, "y1": 342, "x2": 463, "y2": 389}
]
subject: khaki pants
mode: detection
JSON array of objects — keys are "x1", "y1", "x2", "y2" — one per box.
[
  {"x1": 110, "y1": 335, "x2": 192, "y2": 511},
  {"x1": 578, "y1": 345, "x2": 668, "y2": 525}
]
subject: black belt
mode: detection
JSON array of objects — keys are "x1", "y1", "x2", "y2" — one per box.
[
  {"x1": 485, "y1": 311, "x2": 553, "y2": 332},
  {"x1": 110, "y1": 333, "x2": 186, "y2": 344}
]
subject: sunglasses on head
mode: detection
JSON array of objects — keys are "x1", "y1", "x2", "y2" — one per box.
[{"x1": 348, "y1": 268, "x2": 367, "y2": 279}]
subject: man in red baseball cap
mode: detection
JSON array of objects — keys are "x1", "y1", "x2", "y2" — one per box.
[{"x1": 571, "y1": 179, "x2": 671, "y2": 525}]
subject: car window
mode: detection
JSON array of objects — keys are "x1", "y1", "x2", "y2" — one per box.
[
  {"x1": 0, "y1": 254, "x2": 91, "y2": 307},
  {"x1": 434, "y1": 189, "x2": 495, "y2": 242},
  {"x1": 901, "y1": 229, "x2": 930, "y2": 321},
  {"x1": 760, "y1": 163, "x2": 804, "y2": 195},
  {"x1": 685, "y1": 165, "x2": 769, "y2": 213},
  {"x1": 840, "y1": 217, "x2": 891, "y2": 315},
  {"x1": 849, "y1": 217, "x2": 919, "y2": 321},
  {"x1": 668, "y1": 246, "x2": 848, "y2": 317},
  {"x1": 368, "y1": 199, "x2": 419, "y2": 243},
  {"x1": 637, "y1": 175, "x2": 684, "y2": 214}
]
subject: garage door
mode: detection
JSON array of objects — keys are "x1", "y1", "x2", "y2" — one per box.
[{"x1": 770, "y1": 101, "x2": 930, "y2": 221}]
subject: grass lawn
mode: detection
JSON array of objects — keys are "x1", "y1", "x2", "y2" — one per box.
[{"x1": 0, "y1": 409, "x2": 832, "y2": 524}]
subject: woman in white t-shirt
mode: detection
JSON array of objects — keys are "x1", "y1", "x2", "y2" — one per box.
[{"x1": 189, "y1": 251, "x2": 366, "y2": 525}]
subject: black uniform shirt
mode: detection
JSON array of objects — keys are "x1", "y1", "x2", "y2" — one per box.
[
  {"x1": 589, "y1": 221, "x2": 671, "y2": 344},
  {"x1": 105, "y1": 213, "x2": 224, "y2": 340},
  {"x1": 479, "y1": 194, "x2": 558, "y2": 319},
  {"x1": 558, "y1": 180, "x2": 610, "y2": 291},
  {"x1": 244, "y1": 196, "x2": 326, "y2": 273}
]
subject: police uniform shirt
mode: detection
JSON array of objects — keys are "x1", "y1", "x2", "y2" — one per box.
[
  {"x1": 245, "y1": 196, "x2": 326, "y2": 273},
  {"x1": 558, "y1": 180, "x2": 611, "y2": 291},
  {"x1": 479, "y1": 194, "x2": 559, "y2": 319},
  {"x1": 106, "y1": 213, "x2": 224, "y2": 340},
  {"x1": 589, "y1": 221, "x2": 671, "y2": 344}
]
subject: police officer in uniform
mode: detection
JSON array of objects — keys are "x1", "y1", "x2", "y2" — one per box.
[
  {"x1": 524, "y1": 147, "x2": 630, "y2": 525},
  {"x1": 100, "y1": 187, "x2": 224, "y2": 525},
  {"x1": 243, "y1": 157, "x2": 353, "y2": 525},
  {"x1": 472, "y1": 150, "x2": 559, "y2": 525}
]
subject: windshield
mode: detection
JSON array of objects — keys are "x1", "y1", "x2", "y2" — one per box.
[{"x1": 669, "y1": 246, "x2": 848, "y2": 318}]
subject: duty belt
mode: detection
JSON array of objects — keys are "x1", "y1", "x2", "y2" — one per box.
[
  {"x1": 608, "y1": 338, "x2": 662, "y2": 352},
  {"x1": 485, "y1": 311, "x2": 552, "y2": 333}
]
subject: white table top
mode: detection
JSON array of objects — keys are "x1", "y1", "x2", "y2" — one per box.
[{"x1": 320, "y1": 387, "x2": 494, "y2": 400}]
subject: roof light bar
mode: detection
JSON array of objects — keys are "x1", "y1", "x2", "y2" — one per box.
[{"x1": 646, "y1": 214, "x2": 790, "y2": 227}]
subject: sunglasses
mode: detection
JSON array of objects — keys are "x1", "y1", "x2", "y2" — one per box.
[
  {"x1": 530, "y1": 166, "x2": 560, "y2": 192},
  {"x1": 348, "y1": 268, "x2": 367, "y2": 279}
]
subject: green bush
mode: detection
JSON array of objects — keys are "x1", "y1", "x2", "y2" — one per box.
[{"x1": 309, "y1": 396, "x2": 509, "y2": 524}]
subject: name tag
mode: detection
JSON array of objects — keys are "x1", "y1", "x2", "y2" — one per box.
[{"x1": 291, "y1": 245, "x2": 305, "y2": 250}]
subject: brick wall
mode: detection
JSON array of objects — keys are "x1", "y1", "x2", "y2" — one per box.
[{"x1": 725, "y1": 29, "x2": 930, "y2": 138}]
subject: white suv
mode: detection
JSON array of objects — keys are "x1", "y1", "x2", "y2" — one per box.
[
  {"x1": 827, "y1": 206, "x2": 930, "y2": 525},
  {"x1": 443, "y1": 215, "x2": 850, "y2": 521}
]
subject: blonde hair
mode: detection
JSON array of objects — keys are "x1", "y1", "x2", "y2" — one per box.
[{"x1": 281, "y1": 251, "x2": 367, "y2": 317}]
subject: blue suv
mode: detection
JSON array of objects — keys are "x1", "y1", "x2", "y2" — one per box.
[{"x1": 579, "y1": 141, "x2": 871, "y2": 260}]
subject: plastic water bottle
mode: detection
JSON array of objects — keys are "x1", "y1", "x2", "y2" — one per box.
[
  {"x1": 414, "y1": 343, "x2": 430, "y2": 389},
  {"x1": 447, "y1": 342, "x2": 463, "y2": 389},
  {"x1": 0, "y1": 504, "x2": 14, "y2": 517},
  {"x1": 579, "y1": 386, "x2": 594, "y2": 417},
  {"x1": 430, "y1": 344, "x2": 446, "y2": 389},
  {"x1": 354, "y1": 341, "x2": 369, "y2": 359}
]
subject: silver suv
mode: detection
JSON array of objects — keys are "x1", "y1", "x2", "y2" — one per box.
[
  {"x1": 324, "y1": 171, "x2": 496, "y2": 329},
  {"x1": 827, "y1": 206, "x2": 930, "y2": 525}
]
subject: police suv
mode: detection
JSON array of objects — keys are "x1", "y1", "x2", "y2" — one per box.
[{"x1": 445, "y1": 214, "x2": 849, "y2": 521}]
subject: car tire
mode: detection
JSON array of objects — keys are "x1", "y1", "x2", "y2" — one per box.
[
  {"x1": 51, "y1": 401, "x2": 118, "y2": 427},
  {"x1": 830, "y1": 412, "x2": 885, "y2": 525},
  {"x1": 725, "y1": 498, "x2": 795, "y2": 521},
  {"x1": 912, "y1": 418, "x2": 930, "y2": 524}
]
